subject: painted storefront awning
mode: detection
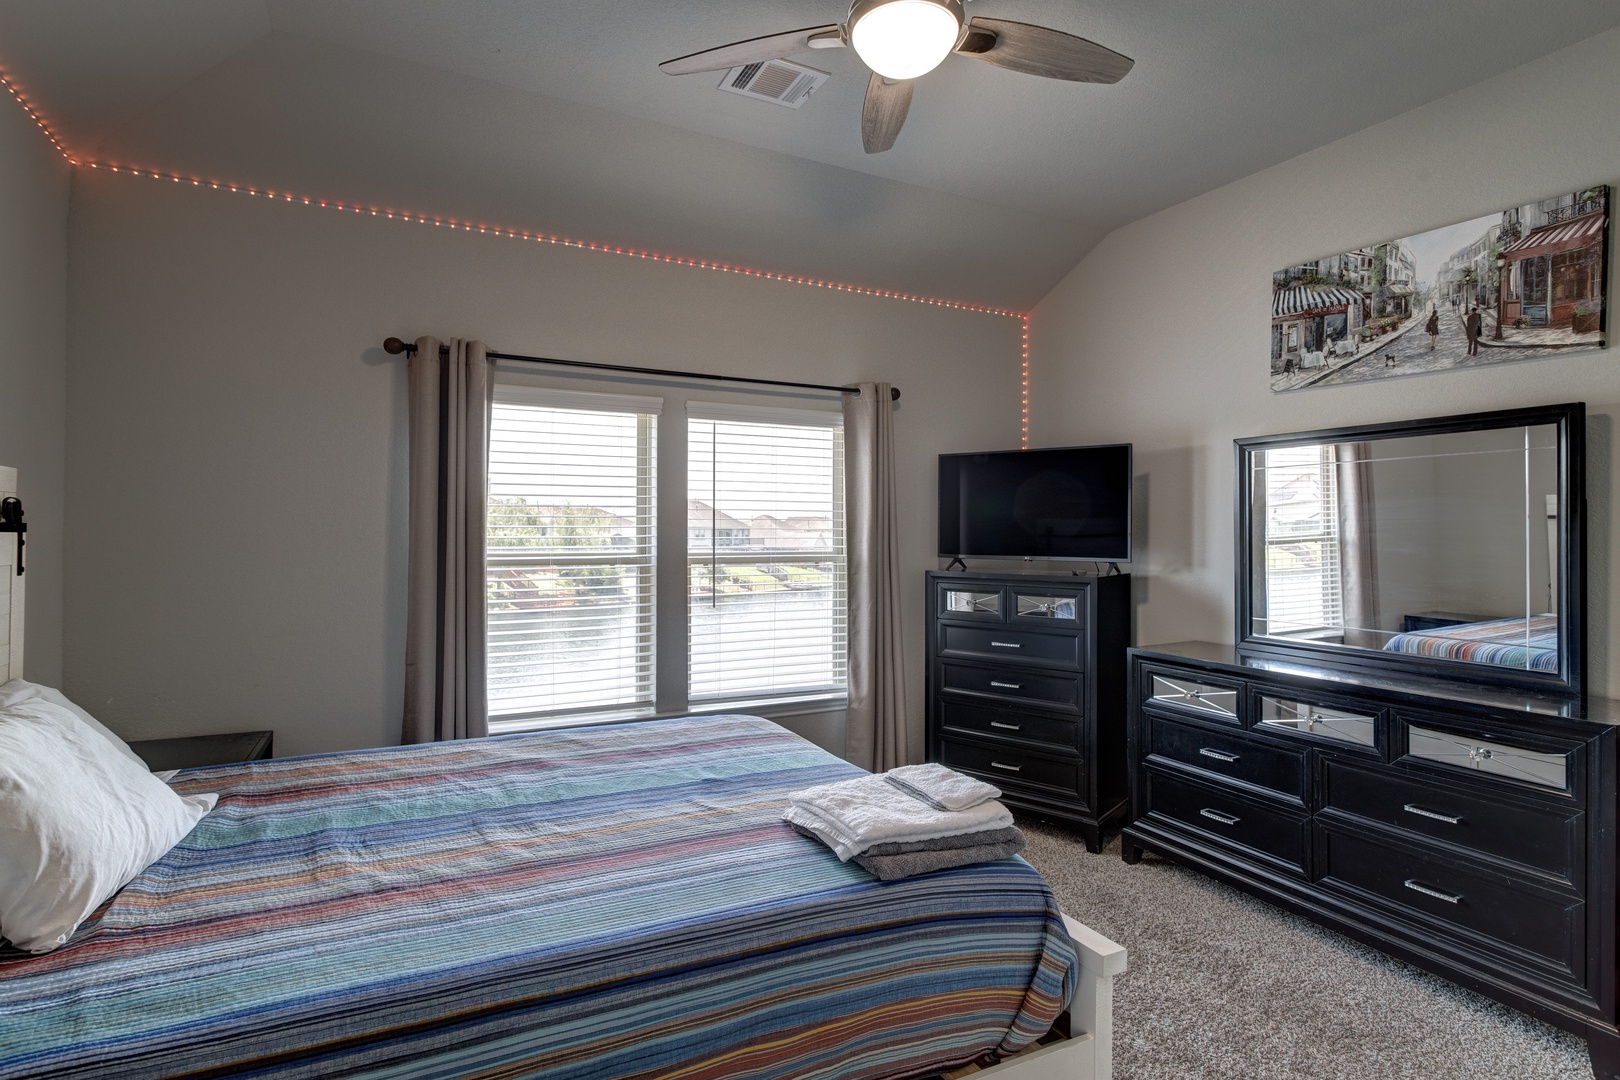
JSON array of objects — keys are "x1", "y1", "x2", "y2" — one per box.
[
  {"x1": 1500, "y1": 212, "x2": 1606, "y2": 263},
  {"x1": 1273, "y1": 285, "x2": 1363, "y2": 320}
]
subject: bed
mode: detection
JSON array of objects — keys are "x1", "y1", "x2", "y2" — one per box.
[
  {"x1": 1381, "y1": 612, "x2": 1560, "y2": 672},
  {"x1": 0, "y1": 713, "x2": 1124, "y2": 1080}
]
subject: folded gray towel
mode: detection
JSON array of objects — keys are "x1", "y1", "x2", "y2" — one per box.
[
  {"x1": 787, "y1": 821, "x2": 1024, "y2": 858},
  {"x1": 854, "y1": 836, "x2": 1026, "y2": 881},
  {"x1": 861, "y1": 825, "x2": 1025, "y2": 857}
]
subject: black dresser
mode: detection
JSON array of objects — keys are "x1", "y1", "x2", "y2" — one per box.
[
  {"x1": 1124, "y1": 642, "x2": 1619, "y2": 1075},
  {"x1": 925, "y1": 570, "x2": 1131, "y2": 852}
]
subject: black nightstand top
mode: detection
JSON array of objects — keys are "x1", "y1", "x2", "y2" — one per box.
[{"x1": 129, "y1": 730, "x2": 274, "y2": 772}]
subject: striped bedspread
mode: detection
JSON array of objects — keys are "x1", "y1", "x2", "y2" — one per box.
[
  {"x1": 1382, "y1": 613, "x2": 1560, "y2": 671},
  {"x1": 0, "y1": 715, "x2": 1076, "y2": 1080}
]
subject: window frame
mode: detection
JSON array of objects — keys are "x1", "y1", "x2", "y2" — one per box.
[
  {"x1": 486, "y1": 380, "x2": 849, "y2": 733},
  {"x1": 685, "y1": 401, "x2": 848, "y2": 706}
]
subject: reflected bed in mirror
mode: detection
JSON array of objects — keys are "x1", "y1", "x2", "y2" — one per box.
[{"x1": 1236, "y1": 403, "x2": 1584, "y2": 697}]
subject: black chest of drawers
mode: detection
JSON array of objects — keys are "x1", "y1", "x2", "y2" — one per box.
[
  {"x1": 924, "y1": 571, "x2": 1131, "y2": 853},
  {"x1": 1124, "y1": 642, "x2": 1620, "y2": 1076}
]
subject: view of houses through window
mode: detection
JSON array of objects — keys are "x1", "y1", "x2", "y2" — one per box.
[
  {"x1": 485, "y1": 387, "x2": 845, "y2": 724},
  {"x1": 486, "y1": 389, "x2": 659, "y2": 720},
  {"x1": 688, "y1": 408, "x2": 846, "y2": 700}
]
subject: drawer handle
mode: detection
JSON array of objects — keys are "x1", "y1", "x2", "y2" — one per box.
[
  {"x1": 990, "y1": 721, "x2": 1023, "y2": 731},
  {"x1": 990, "y1": 760, "x2": 1022, "y2": 773},
  {"x1": 1199, "y1": 808, "x2": 1240, "y2": 826},
  {"x1": 1402, "y1": 803, "x2": 1463, "y2": 825},
  {"x1": 1198, "y1": 748, "x2": 1240, "y2": 763},
  {"x1": 989, "y1": 681, "x2": 1022, "y2": 690},
  {"x1": 989, "y1": 641, "x2": 1022, "y2": 649},
  {"x1": 1403, "y1": 879, "x2": 1463, "y2": 905}
]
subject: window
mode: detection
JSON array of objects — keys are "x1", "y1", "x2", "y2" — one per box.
[
  {"x1": 1261, "y1": 444, "x2": 1342, "y2": 637},
  {"x1": 486, "y1": 387, "x2": 658, "y2": 721},
  {"x1": 687, "y1": 404, "x2": 846, "y2": 701}
]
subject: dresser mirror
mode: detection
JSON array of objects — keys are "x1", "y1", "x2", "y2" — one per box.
[{"x1": 1236, "y1": 403, "x2": 1585, "y2": 696}]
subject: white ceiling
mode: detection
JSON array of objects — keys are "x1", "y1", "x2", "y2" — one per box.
[{"x1": 3, "y1": 0, "x2": 1618, "y2": 309}]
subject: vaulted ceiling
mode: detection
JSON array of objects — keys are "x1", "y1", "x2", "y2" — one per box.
[{"x1": 3, "y1": 0, "x2": 1618, "y2": 310}]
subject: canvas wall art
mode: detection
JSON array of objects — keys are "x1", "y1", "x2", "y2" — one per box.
[{"x1": 1271, "y1": 187, "x2": 1609, "y2": 391}]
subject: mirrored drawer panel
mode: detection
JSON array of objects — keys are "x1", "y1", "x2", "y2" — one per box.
[
  {"x1": 1148, "y1": 674, "x2": 1240, "y2": 721},
  {"x1": 1014, "y1": 593, "x2": 1078, "y2": 621},
  {"x1": 1257, "y1": 695, "x2": 1377, "y2": 748},
  {"x1": 1406, "y1": 725, "x2": 1569, "y2": 791},
  {"x1": 943, "y1": 589, "x2": 1001, "y2": 617}
]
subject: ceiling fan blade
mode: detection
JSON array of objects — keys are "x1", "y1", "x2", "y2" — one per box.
[
  {"x1": 956, "y1": 18, "x2": 1134, "y2": 83},
  {"x1": 660, "y1": 24, "x2": 843, "y2": 76},
  {"x1": 861, "y1": 74, "x2": 914, "y2": 154}
]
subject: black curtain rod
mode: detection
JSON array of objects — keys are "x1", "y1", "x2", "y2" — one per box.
[{"x1": 381, "y1": 338, "x2": 900, "y2": 401}]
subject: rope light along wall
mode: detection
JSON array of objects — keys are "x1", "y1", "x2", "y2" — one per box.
[
  {"x1": 1, "y1": 69, "x2": 1032, "y2": 437},
  {"x1": 1020, "y1": 316, "x2": 1030, "y2": 449}
]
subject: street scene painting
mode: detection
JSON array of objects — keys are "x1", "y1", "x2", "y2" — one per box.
[{"x1": 1272, "y1": 186, "x2": 1609, "y2": 391}]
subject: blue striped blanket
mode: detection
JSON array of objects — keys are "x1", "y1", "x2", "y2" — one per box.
[
  {"x1": 0, "y1": 715, "x2": 1076, "y2": 1079},
  {"x1": 1383, "y1": 613, "x2": 1559, "y2": 671}
]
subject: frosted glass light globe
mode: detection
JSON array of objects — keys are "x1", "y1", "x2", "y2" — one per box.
[{"x1": 849, "y1": 0, "x2": 963, "y2": 81}]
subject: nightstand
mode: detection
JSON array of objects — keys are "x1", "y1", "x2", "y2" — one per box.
[{"x1": 129, "y1": 730, "x2": 274, "y2": 771}]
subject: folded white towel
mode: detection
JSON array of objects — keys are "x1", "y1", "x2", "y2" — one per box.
[
  {"x1": 783, "y1": 773, "x2": 1014, "y2": 861},
  {"x1": 883, "y1": 763, "x2": 1000, "y2": 811}
]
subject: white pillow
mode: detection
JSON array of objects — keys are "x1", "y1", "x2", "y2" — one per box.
[
  {"x1": 0, "y1": 678, "x2": 147, "y2": 769},
  {"x1": 0, "y1": 699, "x2": 216, "y2": 953}
]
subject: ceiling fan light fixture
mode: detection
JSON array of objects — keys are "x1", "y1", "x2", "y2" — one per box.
[{"x1": 848, "y1": 0, "x2": 963, "y2": 81}]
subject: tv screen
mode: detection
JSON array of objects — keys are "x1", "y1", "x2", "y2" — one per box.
[{"x1": 938, "y1": 445, "x2": 1133, "y2": 561}]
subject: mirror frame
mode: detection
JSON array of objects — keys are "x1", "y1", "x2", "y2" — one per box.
[{"x1": 1235, "y1": 402, "x2": 1586, "y2": 699}]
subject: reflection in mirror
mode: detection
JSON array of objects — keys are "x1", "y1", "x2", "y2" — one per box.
[{"x1": 1249, "y1": 424, "x2": 1559, "y2": 673}]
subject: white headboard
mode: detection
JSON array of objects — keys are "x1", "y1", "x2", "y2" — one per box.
[{"x1": 0, "y1": 466, "x2": 21, "y2": 682}]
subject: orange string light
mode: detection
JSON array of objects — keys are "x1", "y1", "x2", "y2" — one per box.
[
  {"x1": 1020, "y1": 316, "x2": 1031, "y2": 450},
  {"x1": 1, "y1": 67, "x2": 1034, "y2": 433}
]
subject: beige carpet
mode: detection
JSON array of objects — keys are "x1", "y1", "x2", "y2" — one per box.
[{"x1": 1019, "y1": 821, "x2": 1592, "y2": 1080}]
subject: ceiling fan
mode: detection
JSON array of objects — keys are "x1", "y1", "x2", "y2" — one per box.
[{"x1": 659, "y1": 0, "x2": 1133, "y2": 154}]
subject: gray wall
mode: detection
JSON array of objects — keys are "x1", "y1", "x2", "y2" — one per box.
[
  {"x1": 64, "y1": 171, "x2": 1020, "y2": 757},
  {"x1": 0, "y1": 87, "x2": 68, "y2": 686},
  {"x1": 1030, "y1": 26, "x2": 1620, "y2": 696}
]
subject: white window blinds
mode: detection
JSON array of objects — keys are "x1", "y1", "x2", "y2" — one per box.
[
  {"x1": 487, "y1": 386, "x2": 659, "y2": 719},
  {"x1": 1261, "y1": 444, "x2": 1343, "y2": 636},
  {"x1": 687, "y1": 404, "x2": 846, "y2": 701}
]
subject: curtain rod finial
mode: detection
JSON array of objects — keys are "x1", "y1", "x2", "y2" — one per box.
[
  {"x1": 383, "y1": 336, "x2": 413, "y2": 356},
  {"x1": 890, "y1": 387, "x2": 901, "y2": 402}
]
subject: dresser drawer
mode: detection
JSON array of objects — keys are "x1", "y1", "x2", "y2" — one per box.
[
  {"x1": 938, "y1": 699, "x2": 1079, "y2": 752},
  {"x1": 940, "y1": 662, "x2": 1081, "y2": 711},
  {"x1": 1145, "y1": 712, "x2": 1307, "y2": 804},
  {"x1": 940, "y1": 737, "x2": 1083, "y2": 797},
  {"x1": 939, "y1": 624, "x2": 1083, "y2": 668},
  {"x1": 1319, "y1": 758, "x2": 1583, "y2": 887},
  {"x1": 1316, "y1": 824, "x2": 1584, "y2": 980},
  {"x1": 1142, "y1": 765, "x2": 1309, "y2": 875},
  {"x1": 1401, "y1": 721, "x2": 1576, "y2": 797},
  {"x1": 1143, "y1": 669, "x2": 1242, "y2": 723}
]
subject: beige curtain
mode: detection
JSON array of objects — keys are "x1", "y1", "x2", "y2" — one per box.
[
  {"x1": 402, "y1": 336, "x2": 494, "y2": 744},
  {"x1": 1336, "y1": 442, "x2": 1380, "y2": 649},
  {"x1": 843, "y1": 382, "x2": 908, "y2": 772}
]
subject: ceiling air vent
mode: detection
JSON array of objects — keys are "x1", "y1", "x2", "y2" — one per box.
[{"x1": 718, "y1": 59, "x2": 828, "y2": 109}]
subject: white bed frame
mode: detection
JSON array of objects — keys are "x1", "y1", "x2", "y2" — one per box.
[
  {"x1": 946, "y1": 914, "x2": 1127, "y2": 1080},
  {"x1": 0, "y1": 466, "x2": 20, "y2": 683}
]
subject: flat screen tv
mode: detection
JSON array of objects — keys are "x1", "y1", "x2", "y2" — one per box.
[{"x1": 938, "y1": 444, "x2": 1133, "y2": 562}]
